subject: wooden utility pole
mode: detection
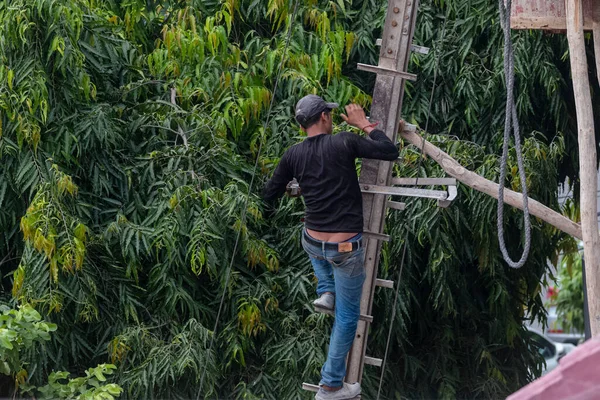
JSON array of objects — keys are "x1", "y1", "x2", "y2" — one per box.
[
  {"x1": 595, "y1": 5, "x2": 600, "y2": 86},
  {"x1": 565, "y1": 0, "x2": 600, "y2": 337},
  {"x1": 345, "y1": 0, "x2": 420, "y2": 383}
]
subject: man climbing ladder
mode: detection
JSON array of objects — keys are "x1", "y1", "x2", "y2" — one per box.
[{"x1": 263, "y1": 94, "x2": 399, "y2": 400}]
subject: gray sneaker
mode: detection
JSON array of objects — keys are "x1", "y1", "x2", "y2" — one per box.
[
  {"x1": 315, "y1": 382, "x2": 361, "y2": 400},
  {"x1": 313, "y1": 292, "x2": 335, "y2": 311}
]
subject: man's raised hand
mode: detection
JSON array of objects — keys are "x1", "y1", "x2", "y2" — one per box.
[
  {"x1": 341, "y1": 104, "x2": 376, "y2": 134},
  {"x1": 340, "y1": 104, "x2": 371, "y2": 132}
]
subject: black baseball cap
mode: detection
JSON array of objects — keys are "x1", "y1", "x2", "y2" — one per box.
[{"x1": 295, "y1": 95, "x2": 338, "y2": 126}]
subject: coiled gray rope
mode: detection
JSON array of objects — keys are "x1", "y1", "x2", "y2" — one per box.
[{"x1": 497, "y1": 0, "x2": 531, "y2": 269}]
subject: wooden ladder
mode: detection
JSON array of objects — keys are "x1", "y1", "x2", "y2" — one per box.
[{"x1": 301, "y1": 0, "x2": 460, "y2": 396}]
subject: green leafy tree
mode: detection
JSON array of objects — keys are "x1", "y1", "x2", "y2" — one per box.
[
  {"x1": 0, "y1": 0, "x2": 596, "y2": 398},
  {"x1": 34, "y1": 364, "x2": 122, "y2": 400},
  {"x1": 555, "y1": 250, "x2": 585, "y2": 333},
  {"x1": 0, "y1": 305, "x2": 120, "y2": 400},
  {"x1": 0, "y1": 305, "x2": 57, "y2": 388}
]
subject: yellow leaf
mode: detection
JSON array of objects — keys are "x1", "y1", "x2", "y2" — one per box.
[
  {"x1": 345, "y1": 32, "x2": 355, "y2": 62},
  {"x1": 7, "y1": 69, "x2": 14, "y2": 91},
  {"x1": 12, "y1": 265, "x2": 25, "y2": 298},
  {"x1": 49, "y1": 294, "x2": 62, "y2": 313},
  {"x1": 50, "y1": 257, "x2": 59, "y2": 282},
  {"x1": 40, "y1": 99, "x2": 48, "y2": 124},
  {"x1": 189, "y1": 15, "x2": 197, "y2": 34},
  {"x1": 169, "y1": 194, "x2": 178, "y2": 209},
  {"x1": 74, "y1": 223, "x2": 88, "y2": 242},
  {"x1": 15, "y1": 369, "x2": 28, "y2": 387}
]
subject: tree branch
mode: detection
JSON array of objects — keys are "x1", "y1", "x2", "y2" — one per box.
[{"x1": 399, "y1": 126, "x2": 583, "y2": 240}]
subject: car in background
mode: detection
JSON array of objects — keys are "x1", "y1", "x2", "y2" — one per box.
[
  {"x1": 527, "y1": 327, "x2": 575, "y2": 375},
  {"x1": 544, "y1": 304, "x2": 585, "y2": 345},
  {"x1": 528, "y1": 304, "x2": 585, "y2": 346}
]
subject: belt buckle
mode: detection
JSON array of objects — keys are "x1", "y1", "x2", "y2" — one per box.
[{"x1": 338, "y1": 242, "x2": 353, "y2": 253}]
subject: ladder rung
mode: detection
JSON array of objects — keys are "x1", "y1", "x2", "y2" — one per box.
[
  {"x1": 387, "y1": 200, "x2": 406, "y2": 211},
  {"x1": 302, "y1": 383, "x2": 319, "y2": 392},
  {"x1": 411, "y1": 44, "x2": 430, "y2": 54},
  {"x1": 375, "y1": 39, "x2": 430, "y2": 55},
  {"x1": 363, "y1": 231, "x2": 390, "y2": 242},
  {"x1": 302, "y1": 383, "x2": 360, "y2": 399},
  {"x1": 375, "y1": 279, "x2": 394, "y2": 289},
  {"x1": 314, "y1": 306, "x2": 373, "y2": 323},
  {"x1": 356, "y1": 63, "x2": 417, "y2": 81},
  {"x1": 365, "y1": 356, "x2": 383, "y2": 367}
]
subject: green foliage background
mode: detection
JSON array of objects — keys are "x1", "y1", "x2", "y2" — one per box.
[
  {"x1": 556, "y1": 246, "x2": 585, "y2": 334},
  {"x1": 0, "y1": 0, "x2": 596, "y2": 398}
]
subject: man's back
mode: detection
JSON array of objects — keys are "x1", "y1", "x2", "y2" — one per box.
[
  {"x1": 263, "y1": 129, "x2": 398, "y2": 233},
  {"x1": 284, "y1": 132, "x2": 363, "y2": 233}
]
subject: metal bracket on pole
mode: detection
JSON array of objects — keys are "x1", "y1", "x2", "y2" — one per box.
[
  {"x1": 357, "y1": 63, "x2": 417, "y2": 81},
  {"x1": 391, "y1": 177, "x2": 457, "y2": 186},
  {"x1": 301, "y1": 383, "x2": 319, "y2": 393},
  {"x1": 389, "y1": 177, "x2": 458, "y2": 207},
  {"x1": 376, "y1": 38, "x2": 430, "y2": 54},
  {"x1": 364, "y1": 356, "x2": 383, "y2": 367},
  {"x1": 411, "y1": 44, "x2": 430, "y2": 54},
  {"x1": 387, "y1": 200, "x2": 406, "y2": 211},
  {"x1": 361, "y1": 184, "x2": 449, "y2": 201},
  {"x1": 375, "y1": 279, "x2": 394, "y2": 289},
  {"x1": 363, "y1": 231, "x2": 391, "y2": 242},
  {"x1": 438, "y1": 185, "x2": 457, "y2": 208}
]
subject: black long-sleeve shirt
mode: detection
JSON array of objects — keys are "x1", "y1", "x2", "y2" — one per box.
[{"x1": 262, "y1": 129, "x2": 399, "y2": 232}]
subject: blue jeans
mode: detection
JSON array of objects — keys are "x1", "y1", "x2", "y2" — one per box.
[{"x1": 301, "y1": 229, "x2": 366, "y2": 388}]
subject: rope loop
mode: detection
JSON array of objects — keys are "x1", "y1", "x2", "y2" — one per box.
[{"x1": 497, "y1": 0, "x2": 531, "y2": 269}]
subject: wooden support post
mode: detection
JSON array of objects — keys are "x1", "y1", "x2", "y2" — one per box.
[
  {"x1": 565, "y1": 0, "x2": 600, "y2": 337},
  {"x1": 400, "y1": 127, "x2": 583, "y2": 239},
  {"x1": 594, "y1": 3, "x2": 600, "y2": 86},
  {"x1": 345, "y1": 0, "x2": 419, "y2": 383}
]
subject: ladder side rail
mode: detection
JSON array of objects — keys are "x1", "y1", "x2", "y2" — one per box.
[{"x1": 345, "y1": 0, "x2": 420, "y2": 383}]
